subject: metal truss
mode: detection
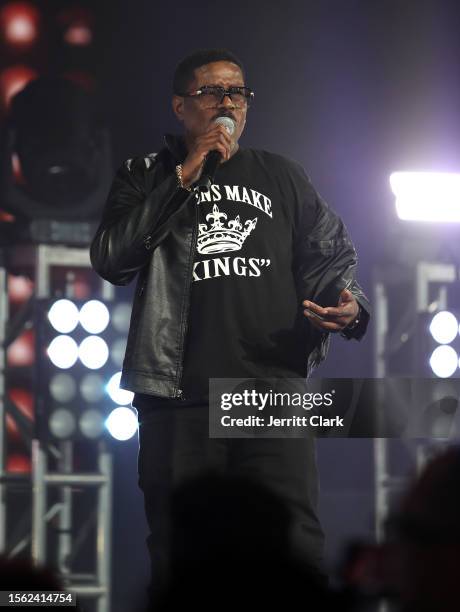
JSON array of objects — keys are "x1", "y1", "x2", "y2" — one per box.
[
  {"x1": 373, "y1": 260, "x2": 459, "y2": 541},
  {"x1": 0, "y1": 244, "x2": 115, "y2": 612}
]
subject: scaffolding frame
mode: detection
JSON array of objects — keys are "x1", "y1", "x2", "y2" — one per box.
[
  {"x1": 0, "y1": 244, "x2": 115, "y2": 612},
  {"x1": 373, "y1": 260, "x2": 458, "y2": 541}
]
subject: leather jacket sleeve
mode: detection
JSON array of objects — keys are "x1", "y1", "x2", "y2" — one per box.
[
  {"x1": 90, "y1": 155, "x2": 192, "y2": 286},
  {"x1": 293, "y1": 173, "x2": 370, "y2": 343}
]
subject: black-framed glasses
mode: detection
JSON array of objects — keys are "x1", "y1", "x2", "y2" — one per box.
[{"x1": 179, "y1": 86, "x2": 254, "y2": 109}]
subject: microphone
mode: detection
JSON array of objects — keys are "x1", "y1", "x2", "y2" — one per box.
[{"x1": 195, "y1": 116, "x2": 235, "y2": 192}]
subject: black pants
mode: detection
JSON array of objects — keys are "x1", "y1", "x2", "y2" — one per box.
[{"x1": 135, "y1": 399, "x2": 325, "y2": 595}]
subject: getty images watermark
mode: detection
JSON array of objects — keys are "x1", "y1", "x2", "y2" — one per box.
[
  {"x1": 209, "y1": 378, "x2": 347, "y2": 438},
  {"x1": 208, "y1": 378, "x2": 460, "y2": 438},
  {"x1": 219, "y1": 388, "x2": 341, "y2": 427}
]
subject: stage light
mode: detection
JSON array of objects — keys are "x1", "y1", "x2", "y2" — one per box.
[
  {"x1": 0, "y1": 65, "x2": 38, "y2": 108},
  {"x1": 80, "y1": 373, "x2": 105, "y2": 403},
  {"x1": 71, "y1": 273, "x2": 91, "y2": 300},
  {"x1": 36, "y1": 297, "x2": 133, "y2": 441},
  {"x1": 105, "y1": 407, "x2": 138, "y2": 441},
  {"x1": 57, "y1": 6, "x2": 94, "y2": 47},
  {"x1": 429, "y1": 345, "x2": 459, "y2": 378},
  {"x1": 49, "y1": 373, "x2": 77, "y2": 403},
  {"x1": 48, "y1": 299, "x2": 79, "y2": 333},
  {"x1": 64, "y1": 24, "x2": 92, "y2": 46},
  {"x1": 48, "y1": 408, "x2": 76, "y2": 439},
  {"x1": 112, "y1": 303, "x2": 131, "y2": 333},
  {"x1": 7, "y1": 329, "x2": 34, "y2": 366},
  {"x1": 429, "y1": 311, "x2": 459, "y2": 345},
  {"x1": 106, "y1": 372, "x2": 133, "y2": 406},
  {"x1": 5, "y1": 76, "x2": 112, "y2": 218},
  {"x1": 390, "y1": 172, "x2": 460, "y2": 222},
  {"x1": 47, "y1": 336, "x2": 78, "y2": 369},
  {"x1": 8, "y1": 274, "x2": 33, "y2": 304},
  {"x1": 6, "y1": 453, "x2": 31, "y2": 473},
  {"x1": 0, "y1": 2, "x2": 39, "y2": 47},
  {"x1": 78, "y1": 336, "x2": 109, "y2": 370},
  {"x1": 110, "y1": 338, "x2": 127, "y2": 368},
  {"x1": 79, "y1": 409, "x2": 105, "y2": 439},
  {"x1": 79, "y1": 300, "x2": 110, "y2": 334}
]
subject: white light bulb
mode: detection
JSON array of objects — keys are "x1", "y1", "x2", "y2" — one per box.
[
  {"x1": 106, "y1": 372, "x2": 134, "y2": 406},
  {"x1": 429, "y1": 346, "x2": 458, "y2": 378},
  {"x1": 79, "y1": 300, "x2": 110, "y2": 334},
  {"x1": 105, "y1": 407, "x2": 138, "y2": 441},
  {"x1": 48, "y1": 299, "x2": 79, "y2": 334},
  {"x1": 429, "y1": 311, "x2": 459, "y2": 345},
  {"x1": 78, "y1": 336, "x2": 109, "y2": 370},
  {"x1": 47, "y1": 336, "x2": 79, "y2": 369}
]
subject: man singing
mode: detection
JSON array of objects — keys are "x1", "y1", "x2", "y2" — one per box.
[{"x1": 90, "y1": 48, "x2": 370, "y2": 599}]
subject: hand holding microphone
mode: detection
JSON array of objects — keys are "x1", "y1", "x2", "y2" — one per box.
[{"x1": 181, "y1": 117, "x2": 236, "y2": 190}]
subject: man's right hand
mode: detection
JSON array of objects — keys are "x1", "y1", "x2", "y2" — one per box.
[{"x1": 181, "y1": 124, "x2": 234, "y2": 188}]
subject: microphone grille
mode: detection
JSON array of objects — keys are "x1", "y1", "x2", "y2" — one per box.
[{"x1": 215, "y1": 116, "x2": 236, "y2": 135}]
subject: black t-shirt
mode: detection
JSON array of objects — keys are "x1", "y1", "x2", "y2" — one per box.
[{"x1": 179, "y1": 146, "x2": 313, "y2": 401}]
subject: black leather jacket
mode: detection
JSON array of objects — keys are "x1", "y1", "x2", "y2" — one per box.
[{"x1": 90, "y1": 135, "x2": 370, "y2": 399}]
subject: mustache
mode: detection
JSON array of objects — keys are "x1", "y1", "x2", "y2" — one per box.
[{"x1": 213, "y1": 111, "x2": 237, "y2": 122}]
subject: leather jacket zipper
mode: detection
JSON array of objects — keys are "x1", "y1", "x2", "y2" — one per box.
[{"x1": 174, "y1": 190, "x2": 198, "y2": 400}]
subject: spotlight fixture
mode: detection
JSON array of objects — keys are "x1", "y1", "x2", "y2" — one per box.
[
  {"x1": 47, "y1": 335, "x2": 79, "y2": 369},
  {"x1": 429, "y1": 311, "x2": 459, "y2": 345},
  {"x1": 390, "y1": 172, "x2": 460, "y2": 223},
  {"x1": 1, "y1": 76, "x2": 112, "y2": 245},
  {"x1": 78, "y1": 336, "x2": 109, "y2": 370},
  {"x1": 105, "y1": 407, "x2": 138, "y2": 442},
  {"x1": 35, "y1": 298, "x2": 133, "y2": 441},
  {"x1": 47, "y1": 298, "x2": 79, "y2": 334},
  {"x1": 0, "y1": 2, "x2": 40, "y2": 47},
  {"x1": 79, "y1": 300, "x2": 110, "y2": 334},
  {"x1": 429, "y1": 345, "x2": 459, "y2": 379}
]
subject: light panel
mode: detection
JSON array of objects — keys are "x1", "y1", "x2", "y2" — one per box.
[{"x1": 390, "y1": 172, "x2": 460, "y2": 223}]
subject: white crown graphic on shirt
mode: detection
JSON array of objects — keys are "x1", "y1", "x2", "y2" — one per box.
[{"x1": 197, "y1": 204, "x2": 258, "y2": 254}]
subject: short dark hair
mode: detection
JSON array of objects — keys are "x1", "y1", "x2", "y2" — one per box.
[{"x1": 173, "y1": 48, "x2": 245, "y2": 95}]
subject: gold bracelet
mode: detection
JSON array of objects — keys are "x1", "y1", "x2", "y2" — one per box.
[{"x1": 175, "y1": 164, "x2": 191, "y2": 191}]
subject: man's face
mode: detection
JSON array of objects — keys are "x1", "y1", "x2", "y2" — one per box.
[{"x1": 172, "y1": 61, "x2": 248, "y2": 144}]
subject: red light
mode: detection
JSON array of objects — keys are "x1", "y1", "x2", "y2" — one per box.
[
  {"x1": 11, "y1": 152, "x2": 26, "y2": 185},
  {"x1": 0, "y1": 210, "x2": 15, "y2": 222},
  {"x1": 64, "y1": 24, "x2": 92, "y2": 46},
  {"x1": 7, "y1": 329, "x2": 35, "y2": 367},
  {"x1": 72, "y1": 272, "x2": 91, "y2": 300},
  {"x1": 0, "y1": 2, "x2": 39, "y2": 47},
  {"x1": 6, "y1": 453, "x2": 31, "y2": 473},
  {"x1": 8, "y1": 274, "x2": 34, "y2": 304},
  {"x1": 0, "y1": 65, "x2": 38, "y2": 109},
  {"x1": 57, "y1": 6, "x2": 94, "y2": 47}
]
